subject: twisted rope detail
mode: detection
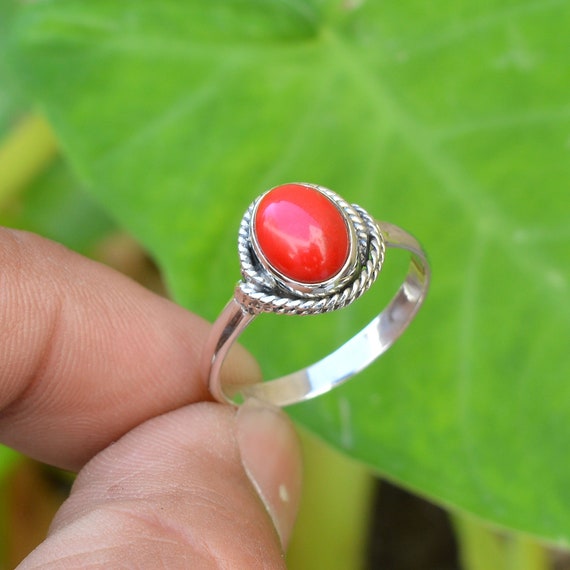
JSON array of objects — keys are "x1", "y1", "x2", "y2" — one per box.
[{"x1": 236, "y1": 194, "x2": 385, "y2": 316}]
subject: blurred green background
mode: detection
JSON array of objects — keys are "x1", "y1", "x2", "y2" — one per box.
[{"x1": 1, "y1": 0, "x2": 569, "y2": 568}]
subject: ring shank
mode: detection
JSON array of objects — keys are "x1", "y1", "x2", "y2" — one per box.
[{"x1": 204, "y1": 221, "x2": 430, "y2": 407}]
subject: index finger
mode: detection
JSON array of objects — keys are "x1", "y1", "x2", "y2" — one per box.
[{"x1": 0, "y1": 228, "x2": 256, "y2": 470}]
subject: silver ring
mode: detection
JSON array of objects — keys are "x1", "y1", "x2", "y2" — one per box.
[{"x1": 203, "y1": 183, "x2": 430, "y2": 407}]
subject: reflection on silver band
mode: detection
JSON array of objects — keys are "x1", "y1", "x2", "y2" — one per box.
[{"x1": 204, "y1": 189, "x2": 430, "y2": 407}]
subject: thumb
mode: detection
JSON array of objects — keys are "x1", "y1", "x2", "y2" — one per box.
[{"x1": 17, "y1": 402, "x2": 302, "y2": 569}]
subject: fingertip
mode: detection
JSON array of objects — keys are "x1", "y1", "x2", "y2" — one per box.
[{"x1": 236, "y1": 398, "x2": 303, "y2": 548}]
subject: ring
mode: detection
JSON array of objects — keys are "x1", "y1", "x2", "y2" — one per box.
[{"x1": 204, "y1": 183, "x2": 430, "y2": 407}]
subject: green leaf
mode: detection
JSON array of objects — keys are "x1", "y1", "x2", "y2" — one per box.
[
  {"x1": 0, "y1": 0, "x2": 112, "y2": 252},
  {"x1": 0, "y1": 0, "x2": 27, "y2": 135},
  {"x1": 7, "y1": 0, "x2": 570, "y2": 544},
  {"x1": 0, "y1": 157, "x2": 115, "y2": 253}
]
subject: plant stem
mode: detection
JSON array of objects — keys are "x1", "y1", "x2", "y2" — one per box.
[
  {"x1": 0, "y1": 113, "x2": 58, "y2": 207},
  {"x1": 454, "y1": 513, "x2": 551, "y2": 570},
  {"x1": 454, "y1": 514, "x2": 507, "y2": 570},
  {"x1": 507, "y1": 533, "x2": 551, "y2": 570},
  {"x1": 286, "y1": 430, "x2": 375, "y2": 570}
]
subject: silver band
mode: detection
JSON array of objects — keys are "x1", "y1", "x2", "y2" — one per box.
[{"x1": 204, "y1": 187, "x2": 430, "y2": 407}]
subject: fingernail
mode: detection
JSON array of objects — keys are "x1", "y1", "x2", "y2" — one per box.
[{"x1": 236, "y1": 398, "x2": 302, "y2": 549}]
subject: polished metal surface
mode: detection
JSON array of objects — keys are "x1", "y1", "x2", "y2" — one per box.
[{"x1": 204, "y1": 186, "x2": 430, "y2": 407}]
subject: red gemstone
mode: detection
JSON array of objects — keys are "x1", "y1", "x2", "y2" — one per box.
[{"x1": 253, "y1": 184, "x2": 350, "y2": 284}]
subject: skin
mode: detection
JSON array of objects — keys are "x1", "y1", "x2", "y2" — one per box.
[{"x1": 0, "y1": 228, "x2": 302, "y2": 569}]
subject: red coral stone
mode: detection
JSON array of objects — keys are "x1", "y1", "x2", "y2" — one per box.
[{"x1": 253, "y1": 184, "x2": 350, "y2": 284}]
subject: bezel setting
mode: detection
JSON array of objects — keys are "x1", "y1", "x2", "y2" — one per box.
[{"x1": 236, "y1": 183, "x2": 385, "y2": 315}]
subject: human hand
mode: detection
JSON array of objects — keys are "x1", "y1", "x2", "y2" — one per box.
[{"x1": 0, "y1": 228, "x2": 302, "y2": 569}]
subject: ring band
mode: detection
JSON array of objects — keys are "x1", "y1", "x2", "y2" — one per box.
[{"x1": 204, "y1": 183, "x2": 430, "y2": 407}]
